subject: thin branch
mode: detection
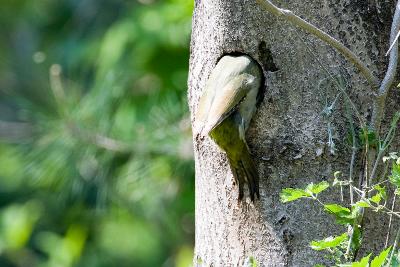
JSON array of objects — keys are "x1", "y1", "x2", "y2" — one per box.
[
  {"x1": 256, "y1": 0, "x2": 379, "y2": 89},
  {"x1": 387, "y1": 228, "x2": 400, "y2": 267},
  {"x1": 296, "y1": 31, "x2": 365, "y2": 127},
  {"x1": 346, "y1": 104, "x2": 357, "y2": 206},
  {"x1": 386, "y1": 29, "x2": 400, "y2": 56},
  {"x1": 379, "y1": 162, "x2": 390, "y2": 183},
  {"x1": 370, "y1": 1, "x2": 400, "y2": 132},
  {"x1": 352, "y1": 187, "x2": 400, "y2": 218},
  {"x1": 367, "y1": 180, "x2": 389, "y2": 192},
  {"x1": 68, "y1": 123, "x2": 132, "y2": 153},
  {"x1": 369, "y1": 112, "x2": 400, "y2": 185},
  {"x1": 385, "y1": 194, "x2": 396, "y2": 247}
]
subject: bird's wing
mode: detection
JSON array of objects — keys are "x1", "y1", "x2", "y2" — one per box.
[
  {"x1": 201, "y1": 74, "x2": 252, "y2": 134},
  {"x1": 195, "y1": 79, "x2": 216, "y2": 133},
  {"x1": 195, "y1": 54, "x2": 261, "y2": 135}
]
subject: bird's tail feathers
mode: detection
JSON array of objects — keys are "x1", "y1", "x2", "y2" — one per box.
[{"x1": 228, "y1": 149, "x2": 259, "y2": 201}]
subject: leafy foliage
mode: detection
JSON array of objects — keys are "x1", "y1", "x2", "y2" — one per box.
[
  {"x1": 310, "y1": 233, "x2": 348, "y2": 251},
  {"x1": 389, "y1": 163, "x2": 400, "y2": 188},
  {"x1": 0, "y1": 0, "x2": 194, "y2": 266},
  {"x1": 324, "y1": 204, "x2": 356, "y2": 225},
  {"x1": 370, "y1": 247, "x2": 392, "y2": 267},
  {"x1": 280, "y1": 181, "x2": 329, "y2": 203},
  {"x1": 278, "y1": 90, "x2": 400, "y2": 265},
  {"x1": 280, "y1": 158, "x2": 400, "y2": 266}
]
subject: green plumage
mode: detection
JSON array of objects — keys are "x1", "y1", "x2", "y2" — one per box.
[
  {"x1": 196, "y1": 54, "x2": 262, "y2": 201},
  {"x1": 209, "y1": 113, "x2": 259, "y2": 201}
]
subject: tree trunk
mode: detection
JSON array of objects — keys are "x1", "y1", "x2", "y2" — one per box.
[{"x1": 188, "y1": 1, "x2": 398, "y2": 266}]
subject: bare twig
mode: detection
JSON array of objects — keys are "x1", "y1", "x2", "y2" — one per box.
[
  {"x1": 352, "y1": 187, "x2": 400, "y2": 218},
  {"x1": 68, "y1": 123, "x2": 132, "y2": 153},
  {"x1": 256, "y1": 0, "x2": 379, "y2": 88},
  {"x1": 386, "y1": 29, "x2": 400, "y2": 56},
  {"x1": 367, "y1": 180, "x2": 389, "y2": 192},
  {"x1": 344, "y1": 98, "x2": 358, "y2": 206},
  {"x1": 370, "y1": 1, "x2": 400, "y2": 133},
  {"x1": 369, "y1": 112, "x2": 400, "y2": 185},
  {"x1": 385, "y1": 194, "x2": 396, "y2": 247}
]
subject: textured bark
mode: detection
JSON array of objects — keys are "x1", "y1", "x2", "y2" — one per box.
[{"x1": 188, "y1": 1, "x2": 399, "y2": 266}]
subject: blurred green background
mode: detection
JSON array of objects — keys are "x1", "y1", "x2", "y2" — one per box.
[{"x1": 0, "y1": 0, "x2": 194, "y2": 266}]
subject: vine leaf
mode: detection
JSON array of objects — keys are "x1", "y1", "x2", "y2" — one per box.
[
  {"x1": 280, "y1": 188, "x2": 310, "y2": 203},
  {"x1": 370, "y1": 193, "x2": 382, "y2": 205},
  {"x1": 354, "y1": 254, "x2": 371, "y2": 267},
  {"x1": 389, "y1": 163, "x2": 400, "y2": 188},
  {"x1": 370, "y1": 246, "x2": 391, "y2": 267},
  {"x1": 324, "y1": 204, "x2": 356, "y2": 225},
  {"x1": 355, "y1": 200, "x2": 371, "y2": 208},
  {"x1": 280, "y1": 181, "x2": 329, "y2": 203},
  {"x1": 310, "y1": 233, "x2": 347, "y2": 251},
  {"x1": 373, "y1": 185, "x2": 387, "y2": 201},
  {"x1": 306, "y1": 181, "x2": 330, "y2": 195}
]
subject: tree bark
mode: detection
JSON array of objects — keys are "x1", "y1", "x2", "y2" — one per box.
[{"x1": 188, "y1": 0, "x2": 398, "y2": 266}]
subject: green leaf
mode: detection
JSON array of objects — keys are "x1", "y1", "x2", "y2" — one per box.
[
  {"x1": 373, "y1": 185, "x2": 387, "y2": 201},
  {"x1": 280, "y1": 182, "x2": 329, "y2": 203},
  {"x1": 306, "y1": 181, "x2": 330, "y2": 195},
  {"x1": 310, "y1": 233, "x2": 347, "y2": 251},
  {"x1": 355, "y1": 201, "x2": 371, "y2": 208},
  {"x1": 247, "y1": 256, "x2": 258, "y2": 267},
  {"x1": 280, "y1": 188, "x2": 310, "y2": 203},
  {"x1": 353, "y1": 254, "x2": 371, "y2": 267},
  {"x1": 370, "y1": 193, "x2": 382, "y2": 205},
  {"x1": 359, "y1": 128, "x2": 377, "y2": 148},
  {"x1": 371, "y1": 247, "x2": 391, "y2": 267},
  {"x1": 351, "y1": 226, "x2": 363, "y2": 253},
  {"x1": 324, "y1": 204, "x2": 350, "y2": 214},
  {"x1": 389, "y1": 163, "x2": 400, "y2": 188},
  {"x1": 390, "y1": 253, "x2": 400, "y2": 267},
  {"x1": 324, "y1": 204, "x2": 356, "y2": 225}
]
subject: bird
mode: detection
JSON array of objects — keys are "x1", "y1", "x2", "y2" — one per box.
[{"x1": 195, "y1": 54, "x2": 263, "y2": 201}]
